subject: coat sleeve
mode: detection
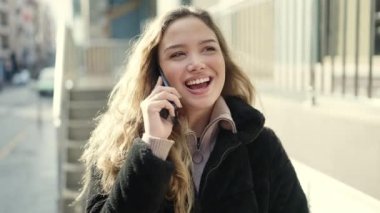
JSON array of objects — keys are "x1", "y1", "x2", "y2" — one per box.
[
  {"x1": 85, "y1": 139, "x2": 175, "y2": 213},
  {"x1": 260, "y1": 128, "x2": 309, "y2": 213}
]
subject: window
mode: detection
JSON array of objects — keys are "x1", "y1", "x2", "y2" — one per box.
[
  {"x1": 73, "y1": 0, "x2": 81, "y2": 17},
  {"x1": 1, "y1": 35, "x2": 9, "y2": 49},
  {"x1": 375, "y1": 0, "x2": 380, "y2": 54},
  {"x1": 0, "y1": 11, "x2": 8, "y2": 26}
]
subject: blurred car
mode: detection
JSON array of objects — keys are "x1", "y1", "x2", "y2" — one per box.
[
  {"x1": 12, "y1": 69, "x2": 30, "y2": 85},
  {"x1": 37, "y1": 67, "x2": 55, "y2": 97}
]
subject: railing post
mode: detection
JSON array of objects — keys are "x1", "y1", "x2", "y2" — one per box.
[
  {"x1": 341, "y1": 0, "x2": 348, "y2": 96},
  {"x1": 329, "y1": 0, "x2": 337, "y2": 94},
  {"x1": 310, "y1": 0, "x2": 318, "y2": 106},
  {"x1": 354, "y1": 0, "x2": 361, "y2": 97},
  {"x1": 368, "y1": 0, "x2": 376, "y2": 98},
  {"x1": 319, "y1": 0, "x2": 326, "y2": 94}
]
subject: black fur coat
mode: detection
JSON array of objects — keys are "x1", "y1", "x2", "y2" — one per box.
[{"x1": 86, "y1": 96, "x2": 309, "y2": 213}]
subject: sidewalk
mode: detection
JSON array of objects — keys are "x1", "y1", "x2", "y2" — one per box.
[
  {"x1": 293, "y1": 159, "x2": 380, "y2": 213},
  {"x1": 0, "y1": 86, "x2": 58, "y2": 213},
  {"x1": 257, "y1": 91, "x2": 380, "y2": 203}
]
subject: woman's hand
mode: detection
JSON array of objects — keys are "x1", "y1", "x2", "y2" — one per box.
[{"x1": 140, "y1": 77, "x2": 182, "y2": 139}]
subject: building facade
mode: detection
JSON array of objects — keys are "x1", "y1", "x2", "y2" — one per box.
[
  {"x1": 0, "y1": 0, "x2": 13, "y2": 68},
  {"x1": 0, "y1": 0, "x2": 55, "y2": 79}
]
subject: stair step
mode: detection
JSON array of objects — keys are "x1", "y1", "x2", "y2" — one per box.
[
  {"x1": 67, "y1": 121, "x2": 95, "y2": 141},
  {"x1": 68, "y1": 128, "x2": 92, "y2": 141},
  {"x1": 68, "y1": 120, "x2": 95, "y2": 127},
  {"x1": 69, "y1": 100, "x2": 107, "y2": 120},
  {"x1": 62, "y1": 188, "x2": 80, "y2": 200},
  {"x1": 63, "y1": 163, "x2": 84, "y2": 191},
  {"x1": 69, "y1": 107, "x2": 104, "y2": 120},
  {"x1": 61, "y1": 189, "x2": 84, "y2": 213},
  {"x1": 69, "y1": 100, "x2": 108, "y2": 108},
  {"x1": 67, "y1": 141, "x2": 86, "y2": 164},
  {"x1": 67, "y1": 139, "x2": 88, "y2": 146},
  {"x1": 58, "y1": 87, "x2": 111, "y2": 213},
  {"x1": 69, "y1": 89, "x2": 110, "y2": 101}
]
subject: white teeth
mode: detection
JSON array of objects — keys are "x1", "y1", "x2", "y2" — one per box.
[{"x1": 186, "y1": 77, "x2": 210, "y2": 86}]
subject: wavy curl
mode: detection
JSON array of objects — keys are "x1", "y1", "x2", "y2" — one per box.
[{"x1": 78, "y1": 6, "x2": 255, "y2": 213}]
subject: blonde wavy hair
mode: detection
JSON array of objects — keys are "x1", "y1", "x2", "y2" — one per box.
[{"x1": 79, "y1": 6, "x2": 255, "y2": 213}]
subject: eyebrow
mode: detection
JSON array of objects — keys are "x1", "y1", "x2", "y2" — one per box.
[{"x1": 163, "y1": 39, "x2": 217, "y2": 53}]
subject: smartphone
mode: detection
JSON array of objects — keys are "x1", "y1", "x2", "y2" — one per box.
[{"x1": 158, "y1": 68, "x2": 178, "y2": 121}]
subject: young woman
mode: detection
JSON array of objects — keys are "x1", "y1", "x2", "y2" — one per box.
[{"x1": 80, "y1": 6, "x2": 309, "y2": 213}]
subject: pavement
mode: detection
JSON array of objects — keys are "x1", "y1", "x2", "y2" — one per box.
[
  {"x1": 257, "y1": 91, "x2": 380, "y2": 213},
  {"x1": 0, "y1": 84, "x2": 58, "y2": 213},
  {"x1": 293, "y1": 159, "x2": 380, "y2": 213}
]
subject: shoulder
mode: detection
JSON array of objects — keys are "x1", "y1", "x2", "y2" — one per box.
[
  {"x1": 244, "y1": 128, "x2": 309, "y2": 212},
  {"x1": 255, "y1": 127, "x2": 282, "y2": 150},
  {"x1": 246, "y1": 127, "x2": 291, "y2": 174},
  {"x1": 224, "y1": 96, "x2": 265, "y2": 128},
  {"x1": 224, "y1": 96, "x2": 265, "y2": 140},
  {"x1": 248, "y1": 127, "x2": 283, "y2": 153}
]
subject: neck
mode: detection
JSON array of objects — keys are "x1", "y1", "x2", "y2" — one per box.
[{"x1": 186, "y1": 107, "x2": 213, "y2": 137}]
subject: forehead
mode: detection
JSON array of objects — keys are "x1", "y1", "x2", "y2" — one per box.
[{"x1": 159, "y1": 16, "x2": 218, "y2": 48}]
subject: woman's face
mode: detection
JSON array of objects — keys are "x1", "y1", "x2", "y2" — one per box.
[{"x1": 158, "y1": 16, "x2": 225, "y2": 113}]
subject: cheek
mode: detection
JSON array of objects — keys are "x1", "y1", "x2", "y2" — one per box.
[
  {"x1": 216, "y1": 58, "x2": 226, "y2": 86},
  {"x1": 163, "y1": 65, "x2": 185, "y2": 86},
  {"x1": 209, "y1": 53, "x2": 224, "y2": 66},
  {"x1": 214, "y1": 56, "x2": 226, "y2": 76}
]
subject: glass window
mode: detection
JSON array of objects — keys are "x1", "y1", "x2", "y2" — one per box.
[
  {"x1": 0, "y1": 12, "x2": 7, "y2": 26},
  {"x1": 1, "y1": 35, "x2": 9, "y2": 49},
  {"x1": 73, "y1": 0, "x2": 81, "y2": 17}
]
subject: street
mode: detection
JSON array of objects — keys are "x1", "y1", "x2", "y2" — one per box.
[{"x1": 0, "y1": 84, "x2": 58, "y2": 213}]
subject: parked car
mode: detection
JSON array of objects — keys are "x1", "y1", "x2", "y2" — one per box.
[
  {"x1": 12, "y1": 69, "x2": 31, "y2": 85},
  {"x1": 37, "y1": 67, "x2": 55, "y2": 96}
]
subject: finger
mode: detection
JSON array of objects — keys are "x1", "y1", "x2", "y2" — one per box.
[
  {"x1": 155, "y1": 86, "x2": 182, "y2": 99},
  {"x1": 151, "y1": 100, "x2": 176, "y2": 117},
  {"x1": 164, "y1": 101, "x2": 176, "y2": 118},
  {"x1": 156, "y1": 76, "x2": 163, "y2": 86},
  {"x1": 152, "y1": 77, "x2": 163, "y2": 91},
  {"x1": 146, "y1": 77, "x2": 163, "y2": 98},
  {"x1": 151, "y1": 91, "x2": 182, "y2": 108},
  {"x1": 166, "y1": 87, "x2": 182, "y2": 99}
]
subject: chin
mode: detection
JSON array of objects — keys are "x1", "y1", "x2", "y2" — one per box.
[{"x1": 184, "y1": 97, "x2": 218, "y2": 112}]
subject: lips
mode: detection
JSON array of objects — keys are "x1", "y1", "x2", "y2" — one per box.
[
  {"x1": 186, "y1": 77, "x2": 210, "y2": 86},
  {"x1": 185, "y1": 77, "x2": 211, "y2": 90}
]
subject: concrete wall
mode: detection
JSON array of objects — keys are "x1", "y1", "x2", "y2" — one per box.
[{"x1": 197, "y1": 0, "x2": 274, "y2": 79}]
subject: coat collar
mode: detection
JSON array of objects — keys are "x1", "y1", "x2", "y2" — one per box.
[
  {"x1": 198, "y1": 96, "x2": 265, "y2": 198},
  {"x1": 224, "y1": 96, "x2": 265, "y2": 144}
]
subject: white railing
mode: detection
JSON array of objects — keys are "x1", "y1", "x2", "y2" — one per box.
[
  {"x1": 53, "y1": 24, "x2": 81, "y2": 213},
  {"x1": 83, "y1": 39, "x2": 130, "y2": 79},
  {"x1": 53, "y1": 25, "x2": 80, "y2": 130},
  {"x1": 53, "y1": 24, "x2": 130, "y2": 213}
]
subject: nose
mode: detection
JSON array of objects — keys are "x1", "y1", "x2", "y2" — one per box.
[{"x1": 186, "y1": 54, "x2": 206, "y2": 72}]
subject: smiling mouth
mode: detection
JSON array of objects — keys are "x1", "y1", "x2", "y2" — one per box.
[{"x1": 185, "y1": 77, "x2": 212, "y2": 90}]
